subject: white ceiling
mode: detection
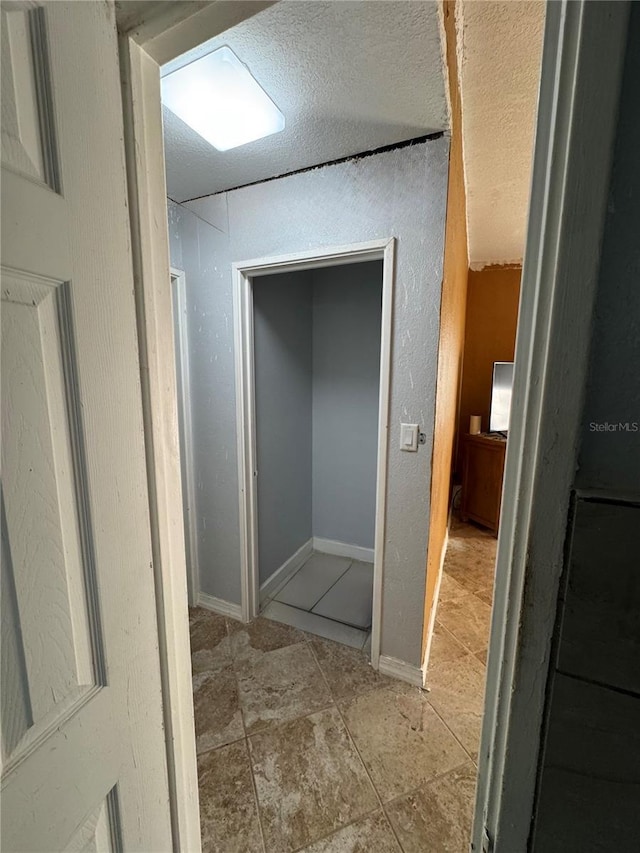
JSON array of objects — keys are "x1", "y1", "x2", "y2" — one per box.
[
  {"x1": 162, "y1": 1, "x2": 449, "y2": 202},
  {"x1": 457, "y1": 0, "x2": 545, "y2": 266}
]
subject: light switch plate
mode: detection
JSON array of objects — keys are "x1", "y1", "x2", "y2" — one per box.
[{"x1": 400, "y1": 423, "x2": 419, "y2": 452}]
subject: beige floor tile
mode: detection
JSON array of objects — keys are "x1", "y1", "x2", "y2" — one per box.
[
  {"x1": 236, "y1": 641, "x2": 332, "y2": 735},
  {"x1": 309, "y1": 637, "x2": 391, "y2": 702},
  {"x1": 437, "y1": 591, "x2": 492, "y2": 655},
  {"x1": 228, "y1": 615, "x2": 307, "y2": 665},
  {"x1": 340, "y1": 684, "x2": 469, "y2": 802},
  {"x1": 193, "y1": 666, "x2": 244, "y2": 754},
  {"x1": 198, "y1": 739, "x2": 263, "y2": 853},
  {"x1": 386, "y1": 762, "x2": 477, "y2": 853},
  {"x1": 475, "y1": 586, "x2": 495, "y2": 607},
  {"x1": 438, "y1": 571, "x2": 468, "y2": 603},
  {"x1": 249, "y1": 707, "x2": 378, "y2": 853},
  {"x1": 443, "y1": 554, "x2": 495, "y2": 595},
  {"x1": 190, "y1": 608, "x2": 231, "y2": 675},
  {"x1": 425, "y1": 654, "x2": 487, "y2": 760},
  {"x1": 428, "y1": 623, "x2": 469, "y2": 669},
  {"x1": 299, "y1": 810, "x2": 400, "y2": 852},
  {"x1": 442, "y1": 522, "x2": 497, "y2": 596}
]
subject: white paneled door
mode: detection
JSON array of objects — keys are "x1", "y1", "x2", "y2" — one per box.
[{"x1": 1, "y1": 3, "x2": 172, "y2": 850}]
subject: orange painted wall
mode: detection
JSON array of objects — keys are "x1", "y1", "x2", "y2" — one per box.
[
  {"x1": 421, "y1": 0, "x2": 469, "y2": 660},
  {"x1": 455, "y1": 266, "x2": 521, "y2": 474}
]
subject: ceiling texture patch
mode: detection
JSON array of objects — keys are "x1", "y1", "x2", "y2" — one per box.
[
  {"x1": 162, "y1": 0, "x2": 449, "y2": 202},
  {"x1": 458, "y1": 0, "x2": 545, "y2": 266}
]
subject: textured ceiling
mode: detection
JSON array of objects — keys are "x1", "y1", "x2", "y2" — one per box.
[
  {"x1": 115, "y1": 1, "x2": 171, "y2": 32},
  {"x1": 458, "y1": 0, "x2": 545, "y2": 265},
  {"x1": 162, "y1": 1, "x2": 449, "y2": 201}
]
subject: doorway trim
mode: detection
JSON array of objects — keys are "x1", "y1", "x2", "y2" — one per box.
[
  {"x1": 232, "y1": 238, "x2": 395, "y2": 669},
  {"x1": 170, "y1": 268, "x2": 199, "y2": 607},
  {"x1": 471, "y1": 2, "x2": 631, "y2": 850}
]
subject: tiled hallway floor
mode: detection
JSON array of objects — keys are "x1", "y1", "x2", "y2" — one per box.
[{"x1": 190, "y1": 518, "x2": 496, "y2": 852}]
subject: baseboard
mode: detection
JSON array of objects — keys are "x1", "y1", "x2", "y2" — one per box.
[
  {"x1": 197, "y1": 592, "x2": 243, "y2": 622},
  {"x1": 259, "y1": 538, "x2": 313, "y2": 603},
  {"x1": 313, "y1": 537, "x2": 374, "y2": 563},
  {"x1": 378, "y1": 654, "x2": 425, "y2": 687}
]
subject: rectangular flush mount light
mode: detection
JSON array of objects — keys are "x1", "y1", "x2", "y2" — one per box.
[{"x1": 161, "y1": 46, "x2": 285, "y2": 152}]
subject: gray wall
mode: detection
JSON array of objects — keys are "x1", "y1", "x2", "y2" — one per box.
[
  {"x1": 532, "y1": 6, "x2": 640, "y2": 850},
  {"x1": 253, "y1": 271, "x2": 313, "y2": 585},
  {"x1": 252, "y1": 261, "x2": 382, "y2": 586},
  {"x1": 168, "y1": 138, "x2": 449, "y2": 665},
  {"x1": 312, "y1": 262, "x2": 382, "y2": 549}
]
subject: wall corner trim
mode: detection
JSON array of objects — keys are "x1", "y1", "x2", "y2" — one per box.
[
  {"x1": 378, "y1": 654, "x2": 425, "y2": 687},
  {"x1": 197, "y1": 592, "x2": 244, "y2": 623}
]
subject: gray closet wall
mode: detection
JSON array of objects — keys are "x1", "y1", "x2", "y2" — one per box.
[
  {"x1": 311, "y1": 262, "x2": 382, "y2": 550},
  {"x1": 253, "y1": 272, "x2": 313, "y2": 585},
  {"x1": 253, "y1": 262, "x2": 382, "y2": 586}
]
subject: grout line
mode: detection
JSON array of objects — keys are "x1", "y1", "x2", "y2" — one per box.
[
  {"x1": 307, "y1": 643, "x2": 403, "y2": 851},
  {"x1": 423, "y1": 618, "x2": 485, "y2": 767},
  {"x1": 426, "y1": 699, "x2": 479, "y2": 768},
  {"x1": 263, "y1": 600, "x2": 369, "y2": 646},
  {"x1": 381, "y1": 757, "x2": 477, "y2": 811},
  {"x1": 335, "y1": 700, "x2": 405, "y2": 852},
  {"x1": 244, "y1": 736, "x2": 268, "y2": 853},
  {"x1": 288, "y1": 805, "x2": 383, "y2": 853},
  {"x1": 306, "y1": 558, "x2": 354, "y2": 612},
  {"x1": 195, "y1": 731, "x2": 245, "y2": 759},
  {"x1": 244, "y1": 696, "x2": 337, "y2": 742},
  {"x1": 385, "y1": 759, "x2": 477, "y2": 808},
  {"x1": 223, "y1": 616, "x2": 268, "y2": 853},
  {"x1": 430, "y1": 619, "x2": 474, "y2": 661},
  {"x1": 430, "y1": 615, "x2": 489, "y2": 665},
  {"x1": 274, "y1": 555, "x2": 355, "y2": 617}
]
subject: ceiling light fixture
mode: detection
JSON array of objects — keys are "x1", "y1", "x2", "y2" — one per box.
[{"x1": 161, "y1": 46, "x2": 285, "y2": 152}]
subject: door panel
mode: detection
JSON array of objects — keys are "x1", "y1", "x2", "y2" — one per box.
[
  {"x1": 1, "y1": 2, "x2": 172, "y2": 849},
  {"x1": 64, "y1": 791, "x2": 119, "y2": 852},
  {"x1": 1, "y1": 274, "x2": 102, "y2": 770},
  {"x1": 1, "y1": 6, "x2": 52, "y2": 185}
]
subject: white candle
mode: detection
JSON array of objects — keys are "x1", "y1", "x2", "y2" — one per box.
[{"x1": 470, "y1": 415, "x2": 482, "y2": 435}]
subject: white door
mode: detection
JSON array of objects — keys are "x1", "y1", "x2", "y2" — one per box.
[{"x1": 1, "y1": 3, "x2": 173, "y2": 850}]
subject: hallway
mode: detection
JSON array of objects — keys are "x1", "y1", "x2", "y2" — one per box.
[{"x1": 190, "y1": 518, "x2": 495, "y2": 852}]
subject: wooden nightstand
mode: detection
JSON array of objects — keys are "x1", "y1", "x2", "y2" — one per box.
[{"x1": 461, "y1": 433, "x2": 507, "y2": 536}]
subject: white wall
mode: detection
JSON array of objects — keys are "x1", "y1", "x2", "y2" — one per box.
[
  {"x1": 168, "y1": 138, "x2": 449, "y2": 666},
  {"x1": 253, "y1": 271, "x2": 313, "y2": 585},
  {"x1": 312, "y1": 262, "x2": 382, "y2": 549}
]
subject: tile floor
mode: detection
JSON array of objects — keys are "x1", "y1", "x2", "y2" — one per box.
[
  {"x1": 190, "y1": 517, "x2": 496, "y2": 852},
  {"x1": 261, "y1": 551, "x2": 374, "y2": 651}
]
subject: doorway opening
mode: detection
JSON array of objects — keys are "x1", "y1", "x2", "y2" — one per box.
[
  {"x1": 234, "y1": 245, "x2": 394, "y2": 663},
  {"x1": 115, "y1": 4, "x2": 624, "y2": 846}
]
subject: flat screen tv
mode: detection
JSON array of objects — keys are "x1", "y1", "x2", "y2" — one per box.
[{"x1": 489, "y1": 362, "x2": 514, "y2": 433}]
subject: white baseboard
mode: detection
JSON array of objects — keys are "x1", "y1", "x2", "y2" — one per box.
[
  {"x1": 197, "y1": 592, "x2": 243, "y2": 622},
  {"x1": 378, "y1": 654, "x2": 425, "y2": 687},
  {"x1": 313, "y1": 537, "x2": 374, "y2": 563},
  {"x1": 259, "y1": 538, "x2": 313, "y2": 603}
]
